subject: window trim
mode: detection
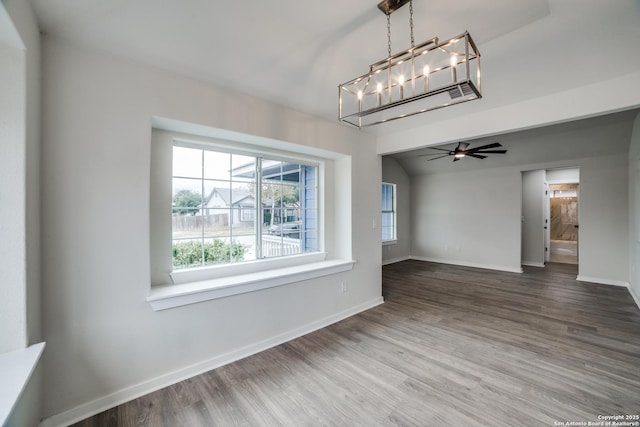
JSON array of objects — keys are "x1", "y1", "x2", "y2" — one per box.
[
  {"x1": 149, "y1": 124, "x2": 354, "y2": 310},
  {"x1": 148, "y1": 257, "x2": 355, "y2": 311},
  {"x1": 169, "y1": 251, "x2": 327, "y2": 284}
]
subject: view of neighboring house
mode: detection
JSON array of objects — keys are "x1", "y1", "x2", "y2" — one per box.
[
  {"x1": 199, "y1": 187, "x2": 260, "y2": 225},
  {"x1": 196, "y1": 185, "x2": 301, "y2": 227}
]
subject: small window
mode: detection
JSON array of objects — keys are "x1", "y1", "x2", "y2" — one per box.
[
  {"x1": 171, "y1": 144, "x2": 319, "y2": 270},
  {"x1": 381, "y1": 182, "x2": 396, "y2": 242}
]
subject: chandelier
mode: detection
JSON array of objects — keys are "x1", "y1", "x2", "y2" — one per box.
[{"x1": 338, "y1": 0, "x2": 482, "y2": 128}]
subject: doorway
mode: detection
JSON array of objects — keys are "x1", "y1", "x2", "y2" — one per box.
[{"x1": 547, "y1": 183, "x2": 579, "y2": 264}]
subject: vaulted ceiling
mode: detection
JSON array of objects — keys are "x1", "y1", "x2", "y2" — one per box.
[
  {"x1": 29, "y1": 0, "x2": 640, "y2": 163},
  {"x1": 30, "y1": 0, "x2": 550, "y2": 125}
]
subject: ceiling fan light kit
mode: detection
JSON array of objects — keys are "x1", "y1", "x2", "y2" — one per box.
[{"x1": 338, "y1": 0, "x2": 482, "y2": 128}]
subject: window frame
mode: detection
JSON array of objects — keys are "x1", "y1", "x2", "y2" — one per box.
[{"x1": 381, "y1": 182, "x2": 397, "y2": 244}]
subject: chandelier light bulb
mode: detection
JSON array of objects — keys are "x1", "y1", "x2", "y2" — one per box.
[
  {"x1": 450, "y1": 55, "x2": 457, "y2": 82},
  {"x1": 423, "y1": 65, "x2": 430, "y2": 92}
]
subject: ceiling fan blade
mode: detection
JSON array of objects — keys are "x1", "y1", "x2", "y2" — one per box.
[
  {"x1": 456, "y1": 142, "x2": 469, "y2": 151},
  {"x1": 467, "y1": 142, "x2": 502, "y2": 152},
  {"x1": 472, "y1": 150, "x2": 507, "y2": 154},
  {"x1": 427, "y1": 154, "x2": 451, "y2": 161},
  {"x1": 467, "y1": 153, "x2": 487, "y2": 159},
  {"x1": 418, "y1": 152, "x2": 451, "y2": 157},
  {"x1": 424, "y1": 146, "x2": 453, "y2": 152}
]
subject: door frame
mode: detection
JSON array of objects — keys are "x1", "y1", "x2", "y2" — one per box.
[{"x1": 546, "y1": 177, "x2": 580, "y2": 264}]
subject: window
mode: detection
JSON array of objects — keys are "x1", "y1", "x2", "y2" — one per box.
[
  {"x1": 381, "y1": 182, "x2": 396, "y2": 242},
  {"x1": 171, "y1": 143, "x2": 319, "y2": 270},
  {"x1": 240, "y1": 207, "x2": 255, "y2": 222},
  {"x1": 148, "y1": 125, "x2": 355, "y2": 310}
]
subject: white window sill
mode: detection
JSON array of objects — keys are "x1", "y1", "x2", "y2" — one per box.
[
  {"x1": 147, "y1": 259, "x2": 356, "y2": 311},
  {"x1": 382, "y1": 240, "x2": 397, "y2": 246},
  {"x1": 0, "y1": 342, "x2": 45, "y2": 425}
]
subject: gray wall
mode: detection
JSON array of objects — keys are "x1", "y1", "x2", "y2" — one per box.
[
  {"x1": 628, "y1": 113, "x2": 640, "y2": 305},
  {"x1": 408, "y1": 117, "x2": 631, "y2": 283},
  {"x1": 411, "y1": 167, "x2": 523, "y2": 272},
  {"x1": 39, "y1": 36, "x2": 382, "y2": 423},
  {"x1": 376, "y1": 2, "x2": 640, "y2": 155},
  {"x1": 0, "y1": 4, "x2": 27, "y2": 354},
  {"x1": 521, "y1": 170, "x2": 545, "y2": 266},
  {"x1": 546, "y1": 167, "x2": 579, "y2": 183},
  {"x1": 2, "y1": 0, "x2": 43, "y2": 425},
  {"x1": 382, "y1": 157, "x2": 411, "y2": 264},
  {"x1": 576, "y1": 155, "x2": 628, "y2": 285}
]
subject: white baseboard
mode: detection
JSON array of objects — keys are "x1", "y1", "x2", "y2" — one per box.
[
  {"x1": 628, "y1": 284, "x2": 640, "y2": 311},
  {"x1": 410, "y1": 256, "x2": 523, "y2": 274},
  {"x1": 576, "y1": 275, "x2": 630, "y2": 288},
  {"x1": 39, "y1": 297, "x2": 384, "y2": 427},
  {"x1": 522, "y1": 261, "x2": 545, "y2": 268},
  {"x1": 382, "y1": 256, "x2": 411, "y2": 266}
]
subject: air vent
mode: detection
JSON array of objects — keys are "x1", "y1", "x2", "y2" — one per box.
[
  {"x1": 448, "y1": 87, "x2": 463, "y2": 99},
  {"x1": 448, "y1": 82, "x2": 476, "y2": 99}
]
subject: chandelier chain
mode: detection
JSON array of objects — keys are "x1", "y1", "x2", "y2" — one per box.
[
  {"x1": 386, "y1": 13, "x2": 392, "y2": 57},
  {"x1": 409, "y1": 0, "x2": 415, "y2": 48}
]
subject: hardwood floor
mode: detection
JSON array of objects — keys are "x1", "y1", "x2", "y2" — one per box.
[{"x1": 74, "y1": 261, "x2": 640, "y2": 426}]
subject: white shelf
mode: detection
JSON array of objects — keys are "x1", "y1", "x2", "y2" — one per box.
[{"x1": 0, "y1": 342, "x2": 45, "y2": 425}]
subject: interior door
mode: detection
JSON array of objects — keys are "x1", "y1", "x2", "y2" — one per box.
[
  {"x1": 544, "y1": 182, "x2": 550, "y2": 263},
  {"x1": 575, "y1": 184, "x2": 579, "y2": 261}
]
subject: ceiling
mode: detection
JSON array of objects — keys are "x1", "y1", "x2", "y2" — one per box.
[
  {"x1": 388, "y1": 109, "x2": 640, "y2": 176},
  {"x1": 29, "y1": 0, "x2": 550, "y2": 128}
]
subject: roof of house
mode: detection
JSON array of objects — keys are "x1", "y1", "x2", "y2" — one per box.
[{"x1": 204, "y1": 187, "x2": 254, "y2": 207}]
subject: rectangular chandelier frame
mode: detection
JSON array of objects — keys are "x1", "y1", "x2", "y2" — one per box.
[{"x1": 338, "y1": 31, "x2": 481, "y2": 128}]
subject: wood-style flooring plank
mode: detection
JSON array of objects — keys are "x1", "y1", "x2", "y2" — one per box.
[{"x1": 73, "y1": 261, "x2": 640, "y2": 426}]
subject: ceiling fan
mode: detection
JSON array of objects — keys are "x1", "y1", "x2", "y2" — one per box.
[{"x1": 419, "y1": 142, "x2": 507, "y2": 162}]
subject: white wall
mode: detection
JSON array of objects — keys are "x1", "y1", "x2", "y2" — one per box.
[
  {"x1": 628, "y1": 113, "x2": 640, "y2": 306},
  {"x1": 381, "y1": 157, "x2": 411, "y2": 264},
  {"x1": 521, "y1": 170, "x2": 545, "y2": 267},
  {"x1": 40, "y1": 37, "x2": 381, "y2": 423}
]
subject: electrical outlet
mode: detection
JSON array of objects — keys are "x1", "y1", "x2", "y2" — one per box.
[{"x1": 340, "y1": 280, "x2": 347, "y2": 293}]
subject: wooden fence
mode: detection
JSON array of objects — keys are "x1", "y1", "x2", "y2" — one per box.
[{"x1": 172, "y1": 214, "x2": 228, "y2": 232}]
